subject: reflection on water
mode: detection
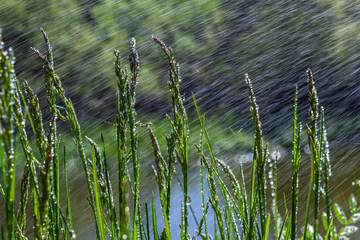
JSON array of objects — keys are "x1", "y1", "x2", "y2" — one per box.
[{"x1": 1, "y1": 146, "x2": 360, "y2": 239}]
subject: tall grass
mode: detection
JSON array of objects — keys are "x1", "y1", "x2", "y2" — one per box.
[{"x1": 0, "y1": 28, "x2": 360, "y2": 240}]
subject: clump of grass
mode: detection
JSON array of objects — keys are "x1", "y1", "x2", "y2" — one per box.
[
  {"x1": 1, "y1": 28, "x2": 76, "y2": 240},
  {"x1": 1, "y1": 28, "x2": 360, "y2": 240}
]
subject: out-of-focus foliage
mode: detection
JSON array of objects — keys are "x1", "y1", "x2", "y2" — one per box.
[{"x1": 0, "y1": 0, "x2": 359, "y2": 144}]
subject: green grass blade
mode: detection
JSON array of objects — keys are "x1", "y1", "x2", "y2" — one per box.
[
  {"x1": 152, "y1": 193, "x2": 159, "y2": 240},
  {"x1": 192, "y1": 93, "x2": 241, "y2": 214},
  {"x1": 291, "y1": 87, "x2": 301, "y2": 240},
  {"x1": 264, "y1": 214, "x2": 270, "y2": 240},
  {"x1": 145, "y1": 200, "x2": 150, "y2": 240},
  {"x1": 52, "y1": 138, "x2": 61, "y2": 240},
  {"x1": 199, "y1": 119, "x2": 209, "y2": 240},
  {"x1": 63, "y1": 147, "x2": 75, "y2": 239},
  {"x1": 91, "y1": 148, "x2": 106, "y2": 240}
]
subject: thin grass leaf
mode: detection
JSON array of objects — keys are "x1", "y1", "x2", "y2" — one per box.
[
  {"x1": 198, "y1": 118, "x2": 209, "y2": 240},
  {"x1": 278, "y1": 213, "x2": 288, "y2": 240},
  {"x1": 291, "y1": 87, "x2": 301, "y2": 240},
  {"x1": 63, "y1": 147, "x2": 75, "y2": 239},
  {"x1": 192, "y1": 93, "x2": 241, "y2": 216},
  {"x1": 151, "y1": 193, "x2": 159, "y2": 240},
  {"x1": 145, "y1": 200, "x2": 150, "y2": 240},
  {"x1": 325, "y1": 218, "x2": 333, "y2": 240},
  {"x1": 322, "y1": 212, "x2": 329, "y2": 231},
  {"x1": 90, "y1": 148, "x2": 106, "y2": 240},
  {"x1": 264, "y1": 214, "x2": 270, "y2": 240}
]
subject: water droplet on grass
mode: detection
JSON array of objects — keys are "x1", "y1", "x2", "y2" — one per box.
[{"x1": 271, "y1": 151, "x2": 281, "y2": 160}]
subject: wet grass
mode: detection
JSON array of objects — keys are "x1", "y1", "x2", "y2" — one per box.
[{"x1": 1, "y1": 28, "x2": 360, "y2": 240}]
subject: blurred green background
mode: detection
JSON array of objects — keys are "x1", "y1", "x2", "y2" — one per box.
[{"x1": 1, "y1": 0, "x2": 359, "y2": 147}]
